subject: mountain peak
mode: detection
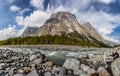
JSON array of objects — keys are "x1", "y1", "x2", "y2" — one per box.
[
  {"x1": 51, "y1": 12, "x2": 76, "y2": 19},
  {"x1": 21, "y1": 12, "x2": 106, "y2": 46},
  {"x1": 36, "y1": 12, "x2": 83, "y2": 36}
]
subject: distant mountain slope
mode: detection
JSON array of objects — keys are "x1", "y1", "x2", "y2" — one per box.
[
  {"x1": 105, "y1": 40, "x2": 118, "y2": 47},
  {"x1": 21, "y1": 27, "x2": 39, "y2": 37}
]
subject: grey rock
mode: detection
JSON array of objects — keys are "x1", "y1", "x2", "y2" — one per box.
[
  {"x1": 29, "y1": 55, "x2": 37, "y2": 61},
  {"x1": 52, "y1": 66, "x2": 59, "y2": 74},
  {"x1": 63, "y1": 58, "x2": 80, "y2": 75},
  {"x1": 111, "y1": 58, "x2": 120, "y2": 76},
  {"x1": 97, "y1": 67, "x2": 110, "y2": 76},
  {"x1": 33, "y1": 58, "x2": 43, "y2": 64},
  {"x1": 87, "y1": 68, "x2": 96, "y2": 76},
  {"x1": 80, "y1": 72, "x2": 87, "y2": 76},
  {"x1": 80, "y1": 64, "x2": 90, "y2": 72},
  {"x1": 67, "y1": 69, "x2": 73, "y2": 75},
  {"x1": 14, "y1": 74, "x2": 24, "y2": 76},
  {"x1": 0, "y1": 70, "x2": 5, "y2": 75},
  {"x1": 59, "y1": 67, "x2": 66, "y2": 76},
  {"x1": 27, "y1": 69, "x2": 39, "y2": 76},
  {"x1": 44, "y1": 71, "x2": 52, "y2": 76}
]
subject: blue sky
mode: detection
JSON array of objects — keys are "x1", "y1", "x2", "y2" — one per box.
[{"x1": 0, "y1": 0, "x2": 120, "y2": 43}]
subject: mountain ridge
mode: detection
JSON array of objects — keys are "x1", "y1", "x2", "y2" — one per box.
[
  {"x1": 20, "y1": 12, "x2": 107, "y2": 47},
  {"x1": 22, "y1": 12, "x2": 104, "y2": 41}
]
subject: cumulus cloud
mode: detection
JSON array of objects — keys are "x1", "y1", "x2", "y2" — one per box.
[
  {"x1": 19, "y1": 8, "x2": 30, "y2": 16},
  {"x1": 10, "y1": 5, "x2": 21, "y2": 12},
  {"x1": 73, "y1": 8, "x2": 120, "y2": 42},
  {"x1": 30, "y1": 0, "x2": 44, "y2": 9},
  {"x1": 54, "y1": 5, "x2": 69, "y2": 13},
  {"x1": 103, "y1": 35, "x2": 119, "y2": 43},
  {"x1": 49, "y1": 0, "x2": 91, "y2": 11},
  {"x1": 16, "y1": 10, "x2": 51, "y2": 27},
  {"x1": 75, "y1": 10, "x2": 120, "y2": 34},
  {"x1": 0, "y1": 25, "x2": 24, "y2": 40},
  {"x1": 99, "y1": 0, "x2": 115, "y2": 4}
]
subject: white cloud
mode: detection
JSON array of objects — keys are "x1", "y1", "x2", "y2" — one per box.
[
  {"x1": 73, "y1": 7, "x2": 120, "y2": 43},
  {"x1": 99, "y1": 0, "x2": 115, "y2": 4},
  {"x1": 0, "y1": 25, "x2": 24, "y2": 40},
  {"x1": 54, "y1": 5, "x2": 69, "y2": 13},
  {"x1": 49, "y1": 0, "x2": 91, "y2": 11},
  {"x1": 103, "y1": 35, "x2": 119, "y2": 43},
  {"x1": 30, "y1": 0, "x2": 44, "y2": 9},
  {"x1": 16, "y1": 10, "x2": 51, "y2": 27},
  {"x1": 10, "y1": 5, "x2": 21, "y2": 12},
  {"x1": 19, "y1": 8, "x2": 30, "y2": 16}
]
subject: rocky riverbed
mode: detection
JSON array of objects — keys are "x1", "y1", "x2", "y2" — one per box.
[{"x1": 0, "y1": 46, "x2": 119, "y2": 76}]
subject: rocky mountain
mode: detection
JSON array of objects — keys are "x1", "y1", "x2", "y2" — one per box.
[
  {"x1": 21, "y1": 27, "x2": 39, "y2": 37},
  {"x1": 35, "y1": 12, "x2": 103, "y2": 42},
  {"x1": 35, "y1": 12, "x2": 84, "y2": 36},
  {"x1": 21, "y1": 12, "x2": 107, "y2": 47}
]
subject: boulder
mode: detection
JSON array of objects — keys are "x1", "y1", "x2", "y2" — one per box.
[
  {"x1": 97, "y1": 67, "x2": 110, "y2": 76},
  {"x1": 74, "y1": 70, "x2": 83, "y2": 75},
  {"x1": 63, "y1": 58, "x2": 80, "y2": 74},
  {"x1": 80, "y1": 72, "x2": 87, "y2": 76},
  {"x1": 9, "y1": 68, "x2": 15, "y2": 76},
  {"x1": 18, "y1": 67, "x2": 31, "y2": 74},
  {"x1": 0, "y1": 70, "x2": 5, "y2": 75},
  {"x1": 44, "y1": 71, "x2": 52, "y2": 76},
  {"x1": 90, "y1": 73, "x2": 98, "y2": 76},
  {"x1": 27, "y1": 69, "x2": 39, "y2": 76},
  {"x1": 67, "y1": 69, "x2": 74, "y2": 75},
  {"x1": 14, "y1": 74, "x2": 24, "y2": 76},
  {"x1": 46, "y1": 62, "x2": 54, "y2": 67},
  {"x1": 0, "y1": 63, "x2": 5, "y2": 70},
  {"x1": 33, "y1": 58, "x2": 43, "y2": 64},
  {"x1": 18, "y1": 69, "x2": 24, "y2": 74},
  {"x1": 111, "y1": 58, "x2": 120, "y2": 76},
  {"x1": 87, "y1": 68, "x2": 96, "y2": 76},
  {"x1": 59, "y1": 67, "x2": 66, "y2": 76},
  {"x1": 29, "y1": 55, "x2": 37, "y2": 61},
  {"x1": 52, "y1": 66, "x2": 60, "y2": 74},
  {"x1": 80, "y1": 64, "x2": 90, "y2": 72}
]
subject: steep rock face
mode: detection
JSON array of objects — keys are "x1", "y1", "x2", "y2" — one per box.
[
  {"x1": 81, "y1": 22, "x2": 104, "y2": 42},
  {"x1": 21, "y1": 12, "x2": 106, "y2": 46},
  {"x1": 35, "y1": 12, "x2": 85, "y2": 36},
  {"x1": 34, "y1": 12, "x2": 104, "y2": 42}
]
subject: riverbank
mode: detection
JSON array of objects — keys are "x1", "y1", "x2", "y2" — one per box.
[
  {"x1": 0, "y1": 48, "x2": 113, "y2": 76},
  {"x1": 0, "y1": 44, "x2": 110, "y2": 52}
]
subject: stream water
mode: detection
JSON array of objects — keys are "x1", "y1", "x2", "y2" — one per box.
[{"x1": 3, "y1": 47, "x2": 110, "y2": 66}]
